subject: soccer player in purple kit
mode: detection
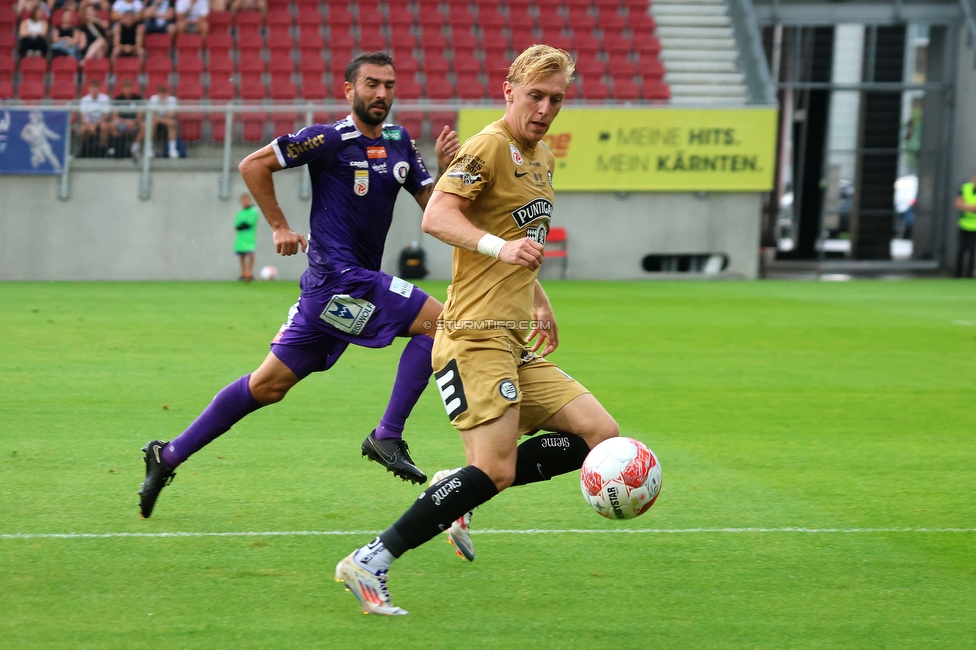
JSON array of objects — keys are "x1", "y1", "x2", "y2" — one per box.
[{"x1": 137, "y1": 51, "x2": 461, "y2": 518}]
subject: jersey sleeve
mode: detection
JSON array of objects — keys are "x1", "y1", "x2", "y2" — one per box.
[
  {"x1": 434, "y1": 133, "x2": 497, "y2": 201},
  {"x1": 271, "y1": 123, "x2": 338, "y2": 169},
  {"x1": 402, "y1": 136, "x2": 434, "y2": 195}
]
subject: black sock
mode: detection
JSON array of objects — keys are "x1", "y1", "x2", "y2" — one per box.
[
  {"x1": 511, "y1": 432, "x2": 591, "y2": 487},
  {"x1": 379, "y1": 465, "x2": 498, "y2": 557}
]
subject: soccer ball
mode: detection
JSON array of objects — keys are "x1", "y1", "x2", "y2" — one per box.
[
  {"x1": 580, "y1": 437, "x2": 662, "y2": 520},
  {"x1": 259, "y1": 265, "x2": 277, "y2": 281}
]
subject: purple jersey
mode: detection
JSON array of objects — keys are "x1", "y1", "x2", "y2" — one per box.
[{"x1": 272, "y1": 115, "x2": 433, "y2": 276}]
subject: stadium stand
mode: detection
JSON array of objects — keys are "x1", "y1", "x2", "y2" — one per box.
[{"x1": 0, "y1": 0, "x2": 671, "y2": 146}]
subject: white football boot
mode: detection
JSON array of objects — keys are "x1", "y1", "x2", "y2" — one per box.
[
  {"x1": 430, "y1": 468, "x2": 475, "y2": 562},
  {"x1": 334, "y1": 553, "x2": 408, "y2": 616}
]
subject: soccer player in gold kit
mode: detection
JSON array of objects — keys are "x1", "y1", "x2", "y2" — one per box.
[{"x1": 336, "y1": 45, "x2": 620, "y2": 616}]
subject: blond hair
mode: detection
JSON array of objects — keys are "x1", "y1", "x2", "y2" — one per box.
[{"x1": 507, "y1": 44, "x2": 576, "y2": 88}]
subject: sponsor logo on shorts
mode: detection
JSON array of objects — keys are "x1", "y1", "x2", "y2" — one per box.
[
  {"x1": 389, "y1": 276, "x2": 414, "y2": 298},
  {"x1": 434, "y1": 359, "x2": 468, "y2": 421},
  {"x1": 354, "y1": 170, "x2": 369, "y2": 196},
  {"x1": 320, "y1": 294, "x2": 375, "y2": 335},
  {"x1": 499, "y1": 379, "x2": 518, "y2": 401},
  {"x1": 393, "y1": 161, "x2": 410, "y2": 184}
]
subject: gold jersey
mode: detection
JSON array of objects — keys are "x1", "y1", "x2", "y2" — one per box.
[{"x1": 435, "y1": 119, "x2": 555, "y2": 343}]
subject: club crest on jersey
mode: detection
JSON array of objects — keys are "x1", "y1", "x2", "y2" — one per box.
[
  {"x1": 393, "y1": 161, "x2": 410, "y2": 184},
  {"x1": 526, "y1": 223, "x2": 548, "y2": 246},
  {"x1": 509, "y1": 142, "x2": 523, "y2": 165},
  {"x1": 354, "y1": 169, "x2": 369, "y2": 196},
  {"x1": 511, "y1": 197, "x2": 553, "y2": 228}
]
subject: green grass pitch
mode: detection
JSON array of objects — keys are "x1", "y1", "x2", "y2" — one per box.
[{"x1": 1, "y1": 279, "x2": 975, "y2": 649}]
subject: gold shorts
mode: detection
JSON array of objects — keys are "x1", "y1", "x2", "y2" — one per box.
[{"x1": 432, "y1": 333, "x2": 589, "y2": 434}]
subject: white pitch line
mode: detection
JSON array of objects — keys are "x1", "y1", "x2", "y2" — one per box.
[{"x1": 1, "y1": 527, "x2": 975, "y2": 540}]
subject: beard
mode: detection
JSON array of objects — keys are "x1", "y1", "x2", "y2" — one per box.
[{"x1": 352, "y1": 93, "x2": 390, "y2": 126}]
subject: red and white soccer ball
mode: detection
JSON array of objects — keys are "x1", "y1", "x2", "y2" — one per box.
[
  {"x1": 259, "y1": 265, "x2": 277, "y2": 281},
  {"x1": 580, "y1": 437, "x2": 662, "y2": 520}
]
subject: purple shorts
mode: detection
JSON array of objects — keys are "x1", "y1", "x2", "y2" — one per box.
[{"x1": 270, "y1": 267, "x2": 429, "y2": 379}]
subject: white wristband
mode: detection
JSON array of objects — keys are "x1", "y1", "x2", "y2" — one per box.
[{"x1": 477, "y1": 233, "x2": 506, "y2": 258}]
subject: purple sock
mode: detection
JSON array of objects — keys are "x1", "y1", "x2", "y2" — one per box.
[
  {"x1": 161, "y1": 374, "x2": 262, "y2": 468},
  {"x1": 374, "y1": 335, "x2": 433, "y2": 440}
]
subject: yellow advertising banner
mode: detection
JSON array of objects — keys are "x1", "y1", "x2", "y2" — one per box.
[{"x1": 457, "y1": 107, "x2": 779, "y2": 192}]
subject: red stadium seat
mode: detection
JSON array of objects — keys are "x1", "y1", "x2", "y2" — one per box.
[
  {"x1": 210, "y1": 112, "x2": 228, "y2": 140},
  {"x1": 575, "y1": 55, "x2": 605, "y2": 78},
  {"x1": 388, "y1": 6, "x2": 414, "y2": 28},
  {"x1": 447, "y1": 7, "x2": 474, "y2": 29},
  {"x1": 424, "y1": 52, "x2": 450, "y2": 74},
  {"x1": 240, "y1": 78, "x2": 267, "y2": 100},
  {"x1": 603, "y1": 30, "x2": 633, "y2": 56},
  {"x1": 631, "y1": 12, "x2": 656, "y2": 37},
  {"x1": 635, "y1": 36, "x2": 662, "y2": 58},
  {"x1": 238, "y1": 57, "x2": 265, "y2": 85},
  {"x1": 298, "y1": 29, "x2": 324, "y2": 56},
  {"x1": 208, "y1": 78, "x2": 235, "y2": 101},
  {"x1": 641, "y1": 78, "x2": 670, "y2": 100},
  {"x1": 451, "y1": 28, "x2": 477, "y2": 52},
  {"x1": 396, "y1": 75, "x2": 421, "y2": 99},
  {"x1": 272, "y1": 111, "x2": 299, "y2": 135},
  {"x1": 207, "y1": 55, "x2": 234, "y2": 81},
  {"x1": 485, "y1": 71, "x2": 507, "y2": 96},
  {"x1": 329, "y1": 27, "x2": 355, "y2": 51},
  {"x1": 267, "y1": 8, "x2": 292, "y2": 28},
  {"x1": 146, "y1": 57, "x2": 173, "y2": 89},
  {"x1": 269, "y1": 56, "x2": 294, "y2": 75},
  {"x1": 389, "y1": 25, "x2": 417, "y2": 50},
  {"x1": 537, "y1": 12, "x2": 565, "y2": 32},
  {"x1": 267, "y1": 24, "x2": 295, "y2": 50},
  {"x1": 509, "y1": 5, "x2": 535, "y2": 28},
  {"x1": 144, "y1": 32, "x2": 171, "y2": 57},
  {"x1": 299, "y1": 74, "x2": 329, "y2": 99},
  {"x1": 176, "y1": 78, "x2": 204, "y2": 99},
  {"x1": 176, "y1": 33, "x2": 203, "y2": 56},
  {"x1": 50, "y1": 80, "x2": 77, "y2": 100},
  {"x1": 481, "y1": 25, "x2": 508, "y2": 48},
  {"x1": 17, "y1": 79, "x2": 45, "y2": 100},
  {"x1": 235, "y1": 10, "x2": 263, "y2": 29},
  {"x1": 566, "y1": 0, "x2": 592, "y2": 9},
  {"x1": 175, "y1": 56, "x2": 203, "y2": 76},
  {"x1": 607, "y1": 52, "x2": 637, "y2": 77},
  {"x1": 579, "y1": 77, "x2": 610, "y2": 100},
  {"x1": 429, "y1": 110, "x2": 456, "y2": 132},
  {"x1": 572, "y1": 31, "x2": 601, "y2": 55},
  {"x1": 640, "y1": 56, "x2": 665, "y2": 81},
  {"x1": 417, "y1": 8, "x2": 445, "y2": 31},
  {"x1": 479, "y1": 9, "x2": 505, "y2": 30},
  {"x1": 50, "y1": 56, "x2": 78, "y2": 87},
  {"x1": 269, "y1": 74, "x2": 298, "y2": 100},
  {"x1": 425, "y1": 74, "x2": 454, "y2": 99},
  {"x1": 419, "y1": 26, "x2": 447, "y2": 50},
  {"x1": 208, "y1": 31, "x2": 234, "y2": 57},
  {"x1": 456, "y1": 79, "x2": 485, "y2": 100},
  {"x1": 242, "y1": 114, "x2": 267, "y2": 141},
  {"x1": 209, "y1": 11, "x2": 231, "y2": 34},
  {"x1": 453, "y1": 56, "x2": 480, "y2": 77},
  {"x1": 330, "y1": 70, "x2": 346, "y2": 97},
  {"x1": 330, "y1": 46, "x2": 354, "y2": 69},
  {"x1": 327, "y1": 5, "x2": 353, "y2": 30},
  {"x1": 19, "y1": 57, "x2": 47, "y2": 84},
  {"x1": 543, "y1": 226, "x2": 568, "y2": 278},
  {"x1": 626, "y1": 0, "x2": 650, "y2": 9},
  {"x1": 358, "y1": 10, "x2": 384, "y2": 31},
  {"x1": 396, "y1": 111, "x2": 423, "y2": 139},
  {"x1": 542, "y1": 33, "x2": 572, "y2": 52},
  {"x1": 359, "y1": 28, "x2": 387, "y2": 51},
  {"x1": 598, "y1": 9, "x2": 627, "y2": 32},
  {"x1": 511, "y1": 27, "x2": 536, "y2": 52},
  {"x1": 611, "y1": 76, "x2": 640, "y2": 100},
  {"x1": 178, "y1": 112, "x2": 204, "y2": 142},
  {"x1": 81, "y1": 57, "x2": 109, "y2": 88},
  {"x1": 298, "y1": 56, "x2": 326, "y2": 77},
  {"x1": 567, "y1": 8, "x2": 596, "y2": 31},
  {"x1": 392, "y1": 52, "x2": 420, "y2": 74}
]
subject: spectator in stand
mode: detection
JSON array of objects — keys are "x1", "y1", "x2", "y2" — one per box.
[
  {"x1": 112, "y1": 9, "x2": 145, "y2": 60},
  {"x1": 18, "y1": 4, "x2": 50, "y2": 57},
  {"x1": 79, "y1": 78, "x2": 112, "y2": 153},
  {"x1": 50, "y1": 8, "x2": 86, "y2": 59},
  {"x1": 79, "y1": 3, "x2": 109, "y2": 60},
  {"x1": 143, "y1": 0, "x2": 175, "y2": 43},
  {"x1": 15, "y1": 0, "x2": 48, "y2": 18},
  {"x1": 147, "y1": 83, "x2": 180, "y2": 158},
  {"x1": 110, "y1": 0, "x2": 142, "y2": 22},
  {"x1": 174, "y1": 0, "x2": 208, "y2": 42},
  {"x1": 110, "y1": 78, "x2": 145, "y2": 159},
  {"x1": 228, "y1": 0, "x2": 265, "y2": 18}
]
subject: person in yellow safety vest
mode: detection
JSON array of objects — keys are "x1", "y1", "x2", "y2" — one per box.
[{"x1": 954, "y1": 172, "x2": 976, "y2": 278}]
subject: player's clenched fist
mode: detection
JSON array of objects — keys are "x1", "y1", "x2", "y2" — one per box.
[
  {"x1": 499, "y1": 237, "x2": 544, "y2": 269},
  {"x1": 273, "y1": 227, "x2": 308, "y2": 256}
]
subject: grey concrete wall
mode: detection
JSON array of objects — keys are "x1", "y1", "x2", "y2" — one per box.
[
  {"x1": 0, "y1": 153, "x2": 762, "y2": 280},
  {"x1": 951, "y1": 25, "x2": 976, "y2": 266}
]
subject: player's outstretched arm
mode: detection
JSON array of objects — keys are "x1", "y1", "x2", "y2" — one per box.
[
  {"x1": 529, "y1": 280, "x2": 559, "y2": 356},
  {"x1": 423, "y1": 190, "x2": 544, "y2": 269},
  {"x1": 239, "y1": 144, "x2": 307, "y2": 256}
]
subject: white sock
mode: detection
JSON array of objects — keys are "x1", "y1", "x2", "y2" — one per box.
[
  {"x1": 353, "y1": 537, "x2": 394, "y2": 573},
  {"x1": 131, "y1": 142, "x2": 140, "y2": 153},
  {"x1": 168, "y1": 140, "x2": 177, "y2": 152}
]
